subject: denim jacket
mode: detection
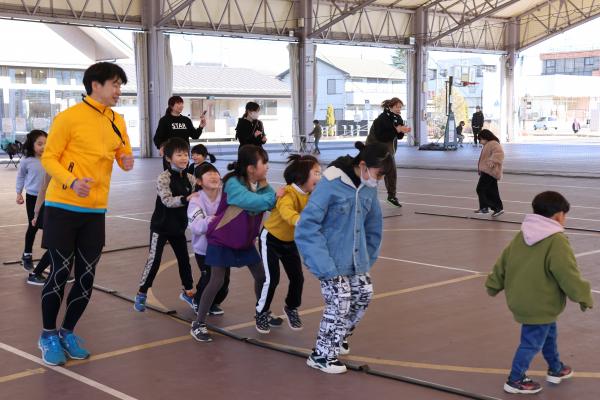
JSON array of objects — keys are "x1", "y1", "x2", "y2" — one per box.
[{"x1": 295, "y1": 165, "x2": 383, "y2": 280}]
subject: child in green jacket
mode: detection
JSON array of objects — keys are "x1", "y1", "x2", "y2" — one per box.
[{"x1": 486, "y1": 191, "x2": 593, "y2": 395}]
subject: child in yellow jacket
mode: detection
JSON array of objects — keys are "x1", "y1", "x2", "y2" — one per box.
[{"x1": 257, "y1": 154, "x2": 321, "y2": 332}]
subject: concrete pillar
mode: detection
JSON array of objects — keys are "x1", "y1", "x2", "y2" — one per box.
[
  {"x1": 412, "y1": 7, "x2": 429, "y2": 146},
  {"x1": 298, "y1": 0, "x2": 315, "y2": 143},
  {"x1": 502, "y1": 18, "x2": 519, "y2": 143},
  {"x1": 142, "y1": 1, "x2": 171, "y2": 157}
]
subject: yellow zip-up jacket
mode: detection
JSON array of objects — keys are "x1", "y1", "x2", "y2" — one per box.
[
  {"x1": 264, "y1": 184, "x2": 309, "y2": 242},
  {"x1": 41, "y1": 96, "x2": 132, "y2": 213}
]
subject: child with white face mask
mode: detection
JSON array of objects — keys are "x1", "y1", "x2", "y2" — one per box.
[
  {"x1": 235, "y1": 101, "x2": 267, "y2": 148},
  {"x1": 295, "y1": 141, "x2": 393, "y2": 374}
]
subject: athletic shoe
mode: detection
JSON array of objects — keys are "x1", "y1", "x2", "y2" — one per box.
[
  {"x1": 268, "y1": 312, "x2": 283, "y2": 328},
  {"x1": 190, "y1": 322, "x2": 213, "y2": 342},
  {"x1": 27, "y1": 273, "x2": 46, "y2": 286},
  {"x1": 306, "y1": 351, "x2": 347, "y2": 374},
  {"x1": 491, "y1": 209, "x2": 505, "y2": 218},
  {"x1": 59, "y1": 332, "x2": 90, "y2": 360},
  {"x1": 22, "y1": 254, "x2": 33, "y2": 271},
  {"x1": 503, "y1": 376, "x2": 542, "y2": 394},
  {"x1": 339, "y1": 339, "x2": 350, "y2": 355},
  {"x1": 474, "y1": 208, "x2": 489, "y2": 214},
  {"x1": 208, "y1": 304, "x2": 224, "y2": 316},
  {"x1": 38, "y1": 334, "x2": 66, "y2": 366},
  {"x1": 387, "y1": 196, "x2": 402, "y2": 208},
  {"x1": 546, "y1": 364, "x2": 574, "y2": 384},
  {"x1": 179, "y1": 292, "x2": 195, "y2": 310},
  {"x1": 133, "y1": 293, "x2": 147, "y2": 312},
  {"x1": 283, "y1": 306, "x2": 303, "y2": 331},
  {"x1": 255, "y1": 311, "x2": 270, "y2": 334}
]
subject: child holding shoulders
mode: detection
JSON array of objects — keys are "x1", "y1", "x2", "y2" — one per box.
[
  {"x1": 295, "y1": 141, "x2": 394, "y2": 374},
  {"x1": 190, "y1": 144, "x2": 283, "y2": 342},
  {"x1": 258, "y1": 154, "x2": 322, "y2": 331},
  {"x1": 187, "y1": 163, "x2": 230, "y2": 316}
]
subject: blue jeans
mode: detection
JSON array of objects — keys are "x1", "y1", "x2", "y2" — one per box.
[{"x1": 509, "y1": 323, "x2": 562, "y2": 382}]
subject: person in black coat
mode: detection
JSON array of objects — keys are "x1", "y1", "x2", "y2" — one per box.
[
  {"x1": 153, "y1": 95, "x2": 207, "y2": 170},
  {"x1": 235, "y1": 101, "x2": 267, "y2": 148},
  {"x1": 365, "y1": 97, "x2": 411, "y2": 207},
  {"x1": 471, "y1": 105, "x2": 484, "y2": 147}
]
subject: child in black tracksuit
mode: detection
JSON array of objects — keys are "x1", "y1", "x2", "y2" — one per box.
[{"x1": 134, "y1": 138, "x2": 197, "y2": 312}]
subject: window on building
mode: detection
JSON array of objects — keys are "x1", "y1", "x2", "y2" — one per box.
[
  {"x1": 10, "y1": 89, "x2": 51, "y2": 132},
  {"x1": 555, "y1": 59, "x2": 565, "y2": 74},
  {"x1": 31, "y1": 69, "x2": 48, "y2": 84},
  {"x1": 476, "y1": 67, "x2": 483, "y2": 78},
  {"x1": 565, "y1": 58, "x2": 574, "y2": 73},
  {"x1": 72, "y1": 70, "x2": 84, "y2": 85},
  {"x1": 392, "y1": 79, "x2": 404, "y2": 93},
  {"x1": 10, "y1": 68, "x2": 27, "y2": 83},
  {"x1": 327, "y1": 79, "x2": 339, "y2": 95},
  {"x1": 544, "y1": 59, "x2": 556, "y2": 75},
  {"x1": 428, "y1": 69, "x2": 437, "y2": 80},
  {"x1": 55, "y1": 70, "x2": 72, "y2": 85},
  {"x1": 257, "y1": 100, "x2": 278, "y2": 116},
  {"x1": 584, "y1": 57, "x2": 596, "y2": 74},
  {"x1": 574, "y1": 57, "x2": 585, "y2": 74},
  {"x1": 334, "y1": 108, "x2": 343, "y2": 121},
  {"x1": 53, "y1": 90, "x2": 81, "y2": 114},
  {"x1": 439, "y1": 69, "x2": 447, "y2": 77}
]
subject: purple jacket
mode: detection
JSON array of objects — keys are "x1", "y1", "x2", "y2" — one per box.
[{"x1": 206, "y1": 177, "x2": 276, "y2": 250}]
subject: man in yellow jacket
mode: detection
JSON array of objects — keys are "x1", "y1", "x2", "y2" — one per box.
[{"x1": 38, "y1": 62, "x2": 134, "y2": 366}]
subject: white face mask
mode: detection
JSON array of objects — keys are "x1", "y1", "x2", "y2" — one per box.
[
  {"x1": 248, "y1": 111, "x2": 259, "y2": 120},
  {"x1": 360, "y1": 166, "x2": 378, "y2": 188}
]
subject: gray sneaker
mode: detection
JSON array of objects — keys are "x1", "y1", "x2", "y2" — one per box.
[{"x1": 190, "y1": 322, "x2": 212, "y2": 342}]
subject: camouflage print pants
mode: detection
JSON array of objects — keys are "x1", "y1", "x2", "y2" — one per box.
[{"x1": 315, "y1": 273, "x2": 373, "y2": 359}]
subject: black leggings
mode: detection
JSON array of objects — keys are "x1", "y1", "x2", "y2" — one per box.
[
  {"x1": 193, "y1": 254, "x2": 230, "y2": 306},
  {"x1": 194, "y1": 263, "x2": 265, "y2": 325},
  {"x1": 24, "y1": 194, "x2": 39, "y2": 254},
  {"x1": 41, "y1": 207, "x2": 105, "y2": 331}
]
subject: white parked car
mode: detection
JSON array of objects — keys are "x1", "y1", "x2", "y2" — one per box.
[{"x1": 533, "y1": 116, "x2": 559, "y2": 130}]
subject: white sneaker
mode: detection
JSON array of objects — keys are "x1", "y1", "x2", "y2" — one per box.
[{"x1": 306, "y1": 352, "x2": 347, "y2": 374}]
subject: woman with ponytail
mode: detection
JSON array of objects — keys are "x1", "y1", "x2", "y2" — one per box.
[
  {"x1": 475, "y1": 129, "x2": 505, "y2": 217},
  {"x1": 366, "y1": 97, "x2": 411, "y2": 207},
  {"x1": 190, "y1": 145, "x2": 284, "y2": 342},
  {"x1": 295, "y1": 141, "x2": 393, "y2": 374},
  {"x1": 153, "y1": 96, "x2": 207, "y2": 170}
]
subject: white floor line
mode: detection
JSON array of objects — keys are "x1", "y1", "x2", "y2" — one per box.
[
  {"x1": 0, "y1": 211, "x2": 153, "y2": 229},
  {"x1": 111, "y1": 216, "x2": 150, "y2": 223},
  {"x1": 575, "y1": 249, "x2": 600, "y2": 258},
  {"x1": 0, "y1": 342, "x2": 139, "y2": 400},
  {"x1": 395, "y1": 174, "x2": 600, "y2": 191},
  {"x1": 378, "y1": 256, "x2": 481, "y2": 274},
  {"x1": 382, "y1": 228, "x2": 600, "y2": 237}
]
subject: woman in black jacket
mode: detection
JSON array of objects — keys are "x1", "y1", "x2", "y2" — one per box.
[
  {"x1": 235, "y1": 101, "x2": 267, "y2": 148},
  {"x1": 366, "y1": 97, "x2": 411, "y2": 207},
  {"x1": 153, "y1": 95, "x2": 206, "y2": 170}
]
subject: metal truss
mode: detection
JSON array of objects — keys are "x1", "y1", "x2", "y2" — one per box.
[
  {"x1": 0, "y1": 0, "x2": 142, "y2": 28},
  {"x1": 424, "y1": 0, "x2": 517, "y2": 49},
  {"x1": 517, "y1": 0, "x2": 600, "y2": 50},
  {"x1": 427, "y1": 13, "x2": 509, "y2": 51},
  {"x1": 309, "y1": 0, "x2": 414, "y2": 45},
  {"x1": 156, "y1": 0, "x2": 297, "y2": 37}
]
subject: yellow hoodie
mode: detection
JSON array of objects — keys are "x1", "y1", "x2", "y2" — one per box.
[
  {"x1": 264, "y1": 184, "x2": 309, "y2": 242},
  {"x1": 41, "y1": 96, "x2": 132, "y2": 212}
]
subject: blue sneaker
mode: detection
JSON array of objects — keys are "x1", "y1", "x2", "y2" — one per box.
[
  {"x1": 134, "y1": 293, "x2": 147, "y2": 312},
  {"x1": 38, "y1": 334, "x2": 66, "y2": 366},
  {"x1": 179, "y1": 292, "x2": 195, "y2": 310},
  {"x1": 59, "y1": 332, "x2": 90, "y2": 360}
]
